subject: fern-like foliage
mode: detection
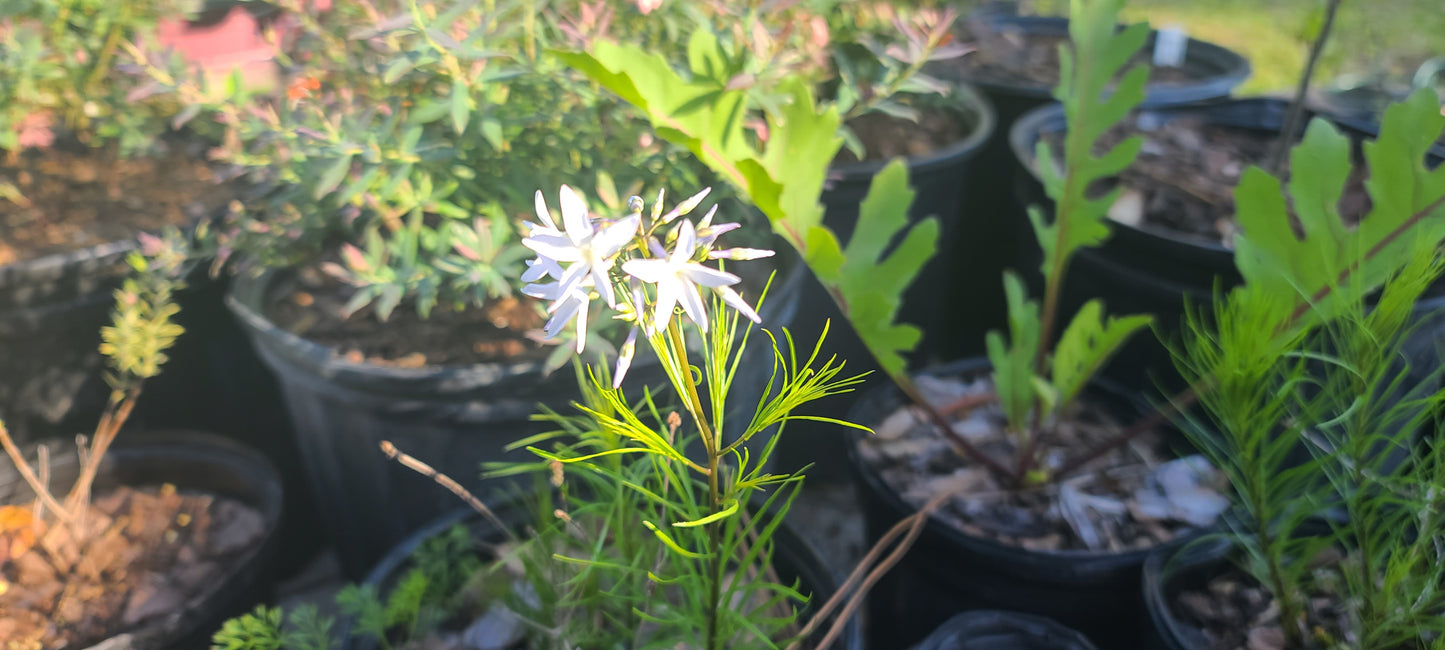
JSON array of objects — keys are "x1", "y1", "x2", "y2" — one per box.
[
  {"x1": 1028, "y1": 0, "x2": 1148, "y2": 285},
  {"x1": 557, "y1": 31, "x2": 932, "y2": 377},
  {"x1": 985, "y1": 0, "x2": 1152, "y2": 472}
]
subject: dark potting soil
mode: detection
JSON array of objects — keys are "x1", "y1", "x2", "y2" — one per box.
[
  {"x1": 0, "y1": 138, "x2": 235, "y2": 265},
  {"x1": 1170, "y1": 566, "x2": 1349, "y2": 650},
  {"x1": 833, "y1": 103, "x2": 966, "y2": 165},
  {"x1": 0, "y1": 485, "x2": 265, "y2": 648},
  {"x1": 937, "y1": 19, "x2": 1197, "y2": 89},
  {"x1": 1043, "y1": 117, "x2": 1374, "y2": 245},
  {"x1": 857, "y1": 374, "x2": 1225, "y2": 552},
  {"x1": 263, "y1": 262, "x2": 550, "y2": 367}
]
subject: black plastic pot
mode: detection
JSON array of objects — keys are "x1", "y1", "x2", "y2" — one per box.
[
  {"x1": 228, "y1": 258, "x2": 807, "y2": 578},
  {"x1": 343, "y1": 504, "x2": 862, "y2": 650},
  {"x1": 0, "y1": 241, "x2": 134, "y2": 444},
  {"x1": 1009, "y1": 97, "x2": 1445, "y2": 387},
  {"x1": 0, "y1": 239, "x2": 320, "y2": 575},
  {"x1": 910, "y1": 610, "x2": 1098, "y2": 650},
  {"x1": 1140, "y1": 536, "x2": 1236, "y2": 650},
  {"x1": 845, "y1": 357, "x2": 1201, "y2": 649},
  {"x1": 776, "y1": 84, "x2": 995, "y2": 480},
  {"x1": 949, "y1": 7, "x2": 1252, "y2": 126},
  {"x1": 0, "y1": 431, "x2": 284, "y2": 649}
]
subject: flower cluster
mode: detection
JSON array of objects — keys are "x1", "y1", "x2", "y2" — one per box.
[{"x1": 520, "y1": 185, "x2": 773, "y2": 385}]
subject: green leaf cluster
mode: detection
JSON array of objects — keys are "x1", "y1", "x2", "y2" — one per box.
[
  {"x1": 99, "y1": 227, "x2": 197, "y2": 391},
  {"x1": 182, "y1": 0, "x2": 717, "y2": 321},
  {"x1": 1173, "y1": 246, "x2": 1445, "y2": 648},
  {"x1": 0, "y1": 0, "x2": 197, "y2": 155},
  {"x1": 1167, "y1": 91, "x2": 1445, "y2": 648}
]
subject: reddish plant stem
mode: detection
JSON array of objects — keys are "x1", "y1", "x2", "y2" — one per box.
[{"x1": 896, "y1": 377, "x2": 1017, "y2": 485}]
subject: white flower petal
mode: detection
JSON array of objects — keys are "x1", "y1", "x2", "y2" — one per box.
[
  {"x1": 592, "y1": 264, "x2": 616, "y2": 308},
  {"x1": 716, "y1": 286, "x2": 761, "y2": 324},
  {"x1": 654, "y1": 277, "x2": 679, "y2": 331},
  {"x1": 574, "y1": 296, "x2": 589, "y2": 353},
  {"x1": 647, "y1": 237, "x2": 668, "y2": 259},
  {"x1": 672, "y1": 220, "x2": 697, "y2": 263},
  {"x1": 534, "y1": 190, "x2": 557, "y2": 230},
  {"x1": 681, "y1": 264, "x2": 740, "y2": 288},
  {"x1": 613, "y1": 326, "x2": 638, "y2": 388},
  {"x1": 592, "y1": 214, "x2": 640, "y2": 258},
  {"x1": 522, "y1": 256, "x2": 562, "y2": 282},
  {"x1": 545, "y1": 295, "x2": 581, "y2": 339},
  {"x1": 622, "y1": 258, "x2": 674, "y2": 284},
  {"x1": 677, "y1": 280, "x2": 708, "y2": 332},
  {"x1": 559, "y1": 185, "x2": 591, "y2": 246},
  {"x1": 522, "y1": 233, "x2": 583, "y2": 262},
  {"x1": 522, "y1": 281, "x2": 559, "y2": 300},
  {"x1": 549, "y1": 264, "x2": 590, "y2": 312}
]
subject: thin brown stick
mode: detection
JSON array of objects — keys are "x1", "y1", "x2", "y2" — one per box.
[
  {"x1": 32, "y1": 445, "x2": 49, "y2": 521},
  {"x1": 379, "y1": 440, "x2": 518, "y2": 542},
  {"x1": 65, "y1": 389, "x2": 139, "y2": 515},
  {"x1": 1268, "y1": 0, "x2": 1342, "y2": 174},
  {"x1": 0, "y1": 424, "x2": 76, "y2": 528},
  {"x1": 938, "y1": 391, "x2": 997, "y2": 418},
  {"x1": 787, "y1": 484, "x2": 964, "y2": 649}
]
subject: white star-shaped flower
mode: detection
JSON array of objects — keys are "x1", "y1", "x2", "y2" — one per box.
[
  {"x1": 622, "y1": 220, "x2": 759, "y2": 332},
  {"x1": 522, "y1": 185, "x2": 639, "y2": 309}
]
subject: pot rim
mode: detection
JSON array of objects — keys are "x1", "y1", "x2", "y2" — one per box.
[
  {"x1": 954, "y1": 13, "x2": 1252, "y2": 104},
  {"x1": 1008, "y1": 96, "x2": 1445, "y2": 259},
  {"x1": 827, "y1": 82, "x2": 998, "y2": 181},
  {"x1": 0, "y1": 430, "x2": 286, "y2": 650},
  {"x1": 225, "y1": 240, "x2": 809, "y2": 388}
]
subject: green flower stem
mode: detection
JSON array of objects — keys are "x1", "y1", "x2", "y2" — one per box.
[{"x1": 663, "y1": 317, "x2": 725, "y2": 650}]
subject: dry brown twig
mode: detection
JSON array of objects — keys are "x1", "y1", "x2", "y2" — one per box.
[
  {"x1": 378, "y1": 439, "x2": 518, "y2": 543},
  {"x1": 787, "y1": 482, "x2": 969, "y2": 650}
]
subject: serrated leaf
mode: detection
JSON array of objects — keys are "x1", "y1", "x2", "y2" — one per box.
[
  {"x1": 1034, "y1": 0, "x2": 1149, "y2": 281},
  {"x1": 1051, "y1": 300, "x2": 1151, "y2": 409},
  {"x1": 1233, "y1": 89, "x2": 1445, "y2": 326}
]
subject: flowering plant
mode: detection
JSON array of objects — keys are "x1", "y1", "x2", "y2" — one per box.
[{"x1": 213, "y1": 187, "x2": 867, "y2": 648}]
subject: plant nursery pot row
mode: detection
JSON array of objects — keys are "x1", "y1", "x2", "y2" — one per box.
[
  {"x1": 0, "y1": 431, "x2": 283, "y2": 648},
  {"x1": 846, "y1": 357, "x2": 1211, "y2": 649},
  {"x1": 1009, "y1": 97, "x2": 1445, "y2": 389}
]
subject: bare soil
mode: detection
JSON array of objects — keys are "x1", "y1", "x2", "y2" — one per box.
[
  {"x1": 0, "y1": 485, "x2": 265, "y2": 649},
  {"x1": 0, "y1": 138, "x2": 235, "y2": 266},
  {"x1": 1058, "y1": 117, "x2": 1374, "y2": 245},
  {"x1": 857, "y1": 373, "x2": 1224, "y2": 552},
  {"x1": 263, "y1": 261, "x2": 549, "y2": 367},
  {"x1": 834, "y1": 103, "x2": 966, "y2": 165}
]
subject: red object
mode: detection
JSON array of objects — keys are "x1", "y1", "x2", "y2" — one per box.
[{"x1": 155, "y1": 6, "x2": 277, "y2": 81}]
